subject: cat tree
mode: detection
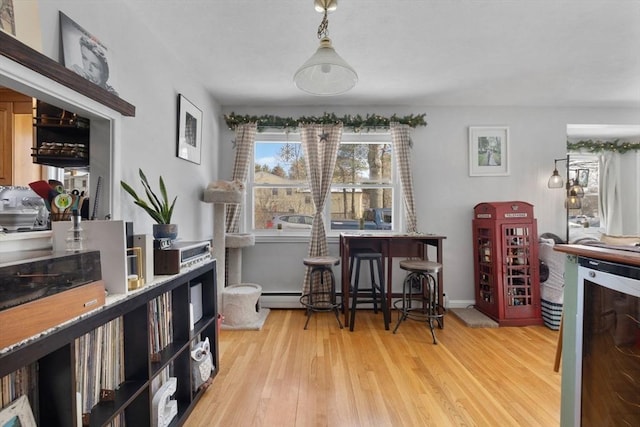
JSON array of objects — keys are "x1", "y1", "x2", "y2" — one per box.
[{"x1": 203, "y1": 181, "x2": 269, "y2": 330}]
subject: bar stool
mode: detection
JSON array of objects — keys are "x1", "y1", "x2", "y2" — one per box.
[
  {"x1": 300, "y1": 256, "x2": 343, "y2": 330},
  {"x1": 393, "y1": 259, "x2": 444, "y2": 344},
  {"x1": 349, "y1": 251, "x2": 390, "y2": 331}
]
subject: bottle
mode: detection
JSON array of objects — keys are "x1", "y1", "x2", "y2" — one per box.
[{"x1": 66, "y1": 209, "x2": 84, "y2": 251}]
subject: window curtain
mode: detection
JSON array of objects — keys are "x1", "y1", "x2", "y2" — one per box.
[
  {"x1": 300, "y1": 123, "x2": 343, "y2": 299},
  {"x1": 598, "y1": 151, "x2": 623, "y2": 235},
  {"x1": 225, "y1": 122, "x2": 257, "y2": 233},
  {"x1": 390, "y1": 122, "x2": 418, "y2": 233}
]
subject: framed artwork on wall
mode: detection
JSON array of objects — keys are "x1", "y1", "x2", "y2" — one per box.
[
  {"x1": 0, "y1": 0, "x2": 15, "y2": 35},
  {"x1": 0, "y1": 395, "x2": 37, "y2": 427},
  {"x1": 60, "y1": 12, "x2": 118, "y2": 95},
  {"x1": 577, "y1": 168, "x2": 589, "y2": 187},
  {"x1": 176, "y1": 94, "x2": 202, "y2": 164},
  {"x1": 469, "y1": 126, "x2": 510, "y2": 176}
]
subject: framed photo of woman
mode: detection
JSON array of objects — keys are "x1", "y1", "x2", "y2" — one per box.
[{"x1": 60, "y1": 12, "x2": 118, "y2": 95}]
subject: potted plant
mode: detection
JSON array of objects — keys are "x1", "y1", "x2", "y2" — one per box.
[{"x1": 121, "y1": 169, "x2": 178, "y2": 240}]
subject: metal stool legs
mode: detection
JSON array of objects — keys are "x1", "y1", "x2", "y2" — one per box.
[
  {"x1": 393, "y1": 270, "x2": 444, "y2": 344},
  {"x1": 349, "y1": 253, "x2": 390, "y2": 332},
  {"x1": 300, "y1": 263, "x2": 343, "y2": 330}
]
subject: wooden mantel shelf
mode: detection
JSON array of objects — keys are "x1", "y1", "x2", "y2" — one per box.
[{"x1": 0, "y1": 31, "x2": 135, "y2": 117}]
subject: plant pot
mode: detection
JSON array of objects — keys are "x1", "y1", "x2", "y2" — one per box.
[{"x1": 153, "y1": 223, "x2": 178, "y2": 240}]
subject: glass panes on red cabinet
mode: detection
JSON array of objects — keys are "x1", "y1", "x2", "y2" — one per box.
[{"x1": 472, "y1": 202, "x2": 543, "y2": 326}]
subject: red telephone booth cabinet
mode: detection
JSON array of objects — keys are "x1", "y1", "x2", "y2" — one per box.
[{"x1": 472, "y1": 201, "x2": 543, "y2": 326}]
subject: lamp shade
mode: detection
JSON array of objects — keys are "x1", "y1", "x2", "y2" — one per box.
[
  {"x1": 293, "y1": 37, "x2": 358, "y2": 96},
  {"x1": 565, "y1": 194, "x2": 582, "y2": 209},
  {"x1": 569, "y1": 181, "x2": 584, "y2": 198},
  {"x1": 547, "y1": 169, "x2": 564, "y2": 188}
]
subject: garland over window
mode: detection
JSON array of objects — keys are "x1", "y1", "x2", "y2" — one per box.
[
  {"x1": 224, "y1": 112, "x2": 427, "y2": 132},
  {"x1": 567, "y1": 139, "x2": 640, "y2": 154}
]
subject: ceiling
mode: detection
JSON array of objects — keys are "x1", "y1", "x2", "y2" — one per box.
[{"x1": 124, "y1": 0, "x2": 640, "y2": 109}]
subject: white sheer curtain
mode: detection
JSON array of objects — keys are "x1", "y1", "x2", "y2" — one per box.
[
  {"x1": 300, "y1": 123, "x2": 342, "y2": 299},
  {"x1": 225, "y1": 123, "x2": 257, "y2": 233},
  {"x1": 391, "y1": 122, "x2": 418, "y2": 233},
  {"x1": 598, "y1": 151, "x2": 623, "y2": 235}
]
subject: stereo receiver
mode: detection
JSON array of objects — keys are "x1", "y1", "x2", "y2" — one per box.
[{"x1": 154, "y1": 240, "x2": 212, "y2": 275}]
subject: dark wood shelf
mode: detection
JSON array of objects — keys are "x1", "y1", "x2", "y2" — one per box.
[
  {"x1": 89, "y1": 380, "x2": 149, "y2": 427},
  {"x1": 0, "y1": 31, "x2": 135, "y2": 117}
]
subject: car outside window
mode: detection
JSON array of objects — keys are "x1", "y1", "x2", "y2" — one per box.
[{"x1": 250, "y1": 133, "x2": 398, "y2": 234}]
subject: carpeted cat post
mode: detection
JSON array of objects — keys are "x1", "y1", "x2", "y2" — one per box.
[{"x1": 203, "y1": 181, "x2": 269, "y2": 330}]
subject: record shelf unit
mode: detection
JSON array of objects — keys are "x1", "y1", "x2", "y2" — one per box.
[
  {"x1": 472, "y1": 201, "x2": 543, "y2": 326},
  {"x1": 0, "y1": 260, "x2": 218, "y2": 427}
]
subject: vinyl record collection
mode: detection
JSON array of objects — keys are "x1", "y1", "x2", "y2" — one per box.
[
  {"x1": 0, "y1": 363, "x2": 38, "y2": 421},
  {"x1": 149, "y1": 292, "x2": 173, "y2": 355},
  {"x1": 75, "y1": 317, "x2": 124, "y2": 425}
]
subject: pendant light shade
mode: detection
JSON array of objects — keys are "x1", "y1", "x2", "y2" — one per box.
[
  {"x1": 547, "y1": 168, "x2": 564, "y2": 188},
  {"x1": 294, "y1": 37, "x2": 358, "y2": 96},
  {"x1": 565, "y1": 189, "x2": 582, "y2": 209},
  {"x1": 294, "y1": 0, "x2": 357, "y2": 96},
  {"x1": 547, "y1": 158, "x2": 566, "y2": 188}
]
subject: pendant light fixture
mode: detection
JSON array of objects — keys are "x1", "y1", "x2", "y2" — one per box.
[
  {"x1": 547, "y1": 157, "x2": 567, "y2": 188},
  {"x1": 293, "y1": 0, "x2": 358, "y2": 96}
]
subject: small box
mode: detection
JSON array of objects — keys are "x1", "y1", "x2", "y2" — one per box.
[{"x1": 190, "y1": 282, "x2": 203, "y2": 324}]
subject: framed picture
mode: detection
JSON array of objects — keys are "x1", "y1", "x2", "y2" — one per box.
[
  {"x1": 176, "y1": 94, "x2": 202, "y2": 164},
  {"x1": 60, "y1": 12, "x2": 118, "y2": 95},
  {"x1": 0, "y1": 395, "x2": 37, "y2": 427},
  {"x1": 577, "y1": 168, "x2": 589, "y2": 187},
  {"x1": 469, "y1": 126, "x2": 510, "y2": 176},
  {"x1": 0, "y1": 0, "x2": 15, "y2": 35}
]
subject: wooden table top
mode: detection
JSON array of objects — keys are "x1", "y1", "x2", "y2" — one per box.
[{"x1": 554, "y1": 243, "x2": 640, "y2": 267}]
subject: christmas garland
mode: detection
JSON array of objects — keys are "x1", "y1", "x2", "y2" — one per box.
[
  {"x1": 567, "y1": 139, "x2": 640, "y2": 154},
  {"x1": 223, "y1": 112, "x2": 427, "y2": 132}
]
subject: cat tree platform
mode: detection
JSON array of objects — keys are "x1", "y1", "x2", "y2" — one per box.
[
  {"x1": 203, "y1": 180, "x2": 268, "y2": 329},
  {"x1": 221, "y1": 283, "x2": 269, "y2": 330},
  {"x1": 226, "y1": 233, "x2": 255, "y2": 285}
]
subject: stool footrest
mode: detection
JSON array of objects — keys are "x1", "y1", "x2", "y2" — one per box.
[{"x1": 392, "y1": 268, "x2": 444, "y2": 344}]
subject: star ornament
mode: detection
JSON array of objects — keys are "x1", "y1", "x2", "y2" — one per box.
[{"x1": 318, "y1": 132, "x2": 329, "y2": 143}]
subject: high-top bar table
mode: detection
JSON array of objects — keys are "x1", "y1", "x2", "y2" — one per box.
[{"x1": 339, "y1": 233, "x2": 446, "y2": 328}]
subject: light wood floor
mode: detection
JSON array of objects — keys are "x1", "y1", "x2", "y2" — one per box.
[{"x1": 184, "y1": 309, "x2": 561, "y2": 427}]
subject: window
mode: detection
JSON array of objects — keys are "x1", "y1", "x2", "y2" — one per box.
[
  {"x1": 250, "y1": 133, "x2": 398, "y2": 233},
  {"x1": 568, "y1": 153, "x2": 600, "y2": 229}
]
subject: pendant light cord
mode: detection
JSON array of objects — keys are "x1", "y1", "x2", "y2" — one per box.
[{"x1": 317, "y1": 8, "x2": 329, "y2": 39}]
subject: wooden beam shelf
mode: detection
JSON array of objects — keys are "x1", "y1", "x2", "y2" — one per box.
[{"x1": 0, "y1": 31, "x2": 135, "y2": 117}]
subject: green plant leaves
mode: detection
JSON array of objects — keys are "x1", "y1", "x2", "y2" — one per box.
[{"x1": 120, "y1": 169, "x2": 177, "y2": 224}]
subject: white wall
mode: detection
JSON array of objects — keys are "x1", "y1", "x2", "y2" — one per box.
[
  {"x1": 19, "y1": 2, "x2": 640, "y2": 306},
  {"x1": 36, "y1": 1, "x2": 222, "y2": 242},
  {"x1": 220, "y1": 106, "x2": 640, "y2": 306}
]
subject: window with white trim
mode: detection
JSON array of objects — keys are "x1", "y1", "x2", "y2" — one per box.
[{"x1": 248, "y1": 132, "x2": 399, "y2": 234}]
